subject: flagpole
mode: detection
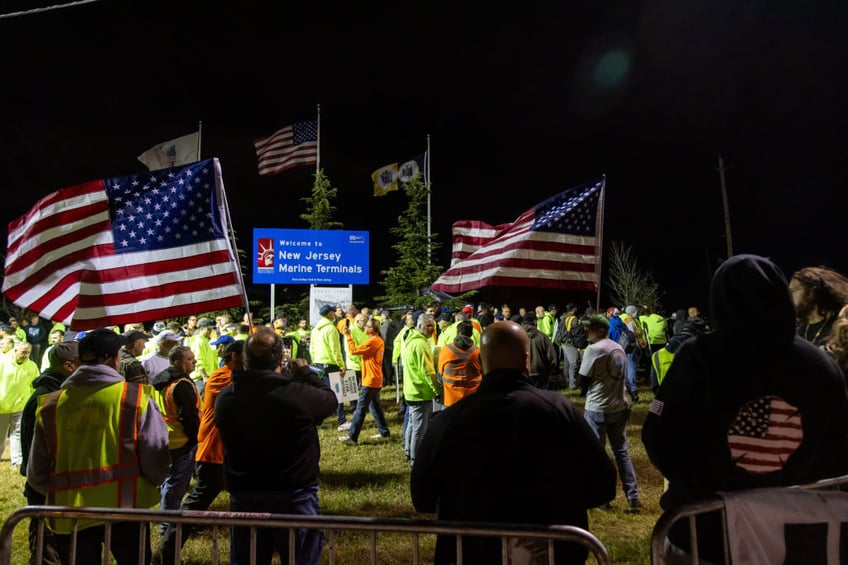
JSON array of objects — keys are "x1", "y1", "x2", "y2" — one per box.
[
  {"x1": 426, "y1": 134, "x2": 432, "y2": 263},
  {"x1": 217, "y1": 165, "x2": 251, "y2": 317},
  {"x1": 594, "y1": 176, "x2": 607, "y2": 312},
  {"x1": 316, "y1": 103, "x2": 321, "y2": 173},
  {"x1": 197, "y1": 120, "x2": 202, "y2": 159},
  {"x1": 718, "y1": 155, "x2": 733, "y2": 258}
]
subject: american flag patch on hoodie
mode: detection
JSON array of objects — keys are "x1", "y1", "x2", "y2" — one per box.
[{"x1": 649, "y1": 399, "x2": 664, "y2": 416}]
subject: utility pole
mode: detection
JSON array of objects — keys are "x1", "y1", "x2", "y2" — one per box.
[{"x1": 718, "y1": 155, "x2": 733, "y2": 258}]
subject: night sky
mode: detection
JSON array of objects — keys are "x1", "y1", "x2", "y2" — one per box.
[{"x1": 1, "y1": 0, "x2": 846, "y2": 315}]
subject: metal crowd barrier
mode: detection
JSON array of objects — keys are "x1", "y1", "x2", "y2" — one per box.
[
  {"x1": 650, "y1": 474, "x2": 848, "y2": 565},
  {"x1": 0, "y1": 506, "x2": 612, "y2": 565}
]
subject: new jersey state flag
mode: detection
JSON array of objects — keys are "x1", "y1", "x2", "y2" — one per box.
[
  {"x1": 3, "y1": 158, "x2": 245, "y2": 329},
  {"x1": 371, "y1": 154, "x2": 425, "y2": 197}
]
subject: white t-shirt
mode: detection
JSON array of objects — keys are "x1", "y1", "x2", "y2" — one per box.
[
  {"x1": 141, "y1": 352, "x2": 170, "y2": 381},
  {"x1": 579, "y1": 337, "x2": 628, "y2": 413}
]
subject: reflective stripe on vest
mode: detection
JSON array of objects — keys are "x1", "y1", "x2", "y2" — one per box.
[
  {"x1": 38, "y1": 381, "x2": 159, "y2": 533},
  {"x1": 40, "y1": 384, "x2": 141, "y2": 496},
  {"x1": 440, "y1": 344, "x2": 482, "y2": 388}
]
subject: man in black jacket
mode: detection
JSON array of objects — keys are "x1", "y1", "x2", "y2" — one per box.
[
  {"x1": 411, "y1": 321, "x2": 616, "y2": 564},
  {"x1": 20, "y1": 341, "x2": 79, "y2": 565},
  {"x1": 215, "y1": 328, "x2": 337, "y2": 565},
  {"x1": 643, "y1": 254, "x2": 848, "y2": 562}
]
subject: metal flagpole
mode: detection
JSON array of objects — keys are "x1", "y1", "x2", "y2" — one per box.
[
  {"x1": 426, "y1": 134, "x2": 431, "y2": 263},
  {"x1": 196, "y1": 120, "x2": 202, "y2": 159},
  {"x1": 594, "y1": 176, "x2": 607, "y2": 312},
  {"x1": 718, "y1": 155, "x2": 733, "y2": 258}
]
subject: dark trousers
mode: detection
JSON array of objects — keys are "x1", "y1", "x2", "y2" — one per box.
[
  {"x1": 25, "y1": 489, "x2": 60, "y2": 565},
  {"x1": 157, "y1": 461, "x2": 225, "y2": 564},
  {"x1": 54, "y1": 522, "x2": 151, "y2": 565},
  {"x1": 229, "y1": 486, "x2": 323, "y2": 565}
]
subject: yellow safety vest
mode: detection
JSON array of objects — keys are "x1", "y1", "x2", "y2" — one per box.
[
  {"x1": 37, "y1": 382, "x2": 160, "y2": 533},
  {"x1": 652, "y1": 348, "x2": 676, "y2": 387}
]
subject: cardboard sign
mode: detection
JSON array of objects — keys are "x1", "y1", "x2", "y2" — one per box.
[{"x1": 328, "y1": 370, "x2": 359, "y2": 403}]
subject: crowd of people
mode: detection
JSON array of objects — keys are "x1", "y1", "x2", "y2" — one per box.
[{"x1": 3, "y1": 254, "x2": 848, "y2": 563}]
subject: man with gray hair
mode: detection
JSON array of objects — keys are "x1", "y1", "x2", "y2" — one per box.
[{"x1": 401, "y1": 312, "x2": 439, "y2": 466}]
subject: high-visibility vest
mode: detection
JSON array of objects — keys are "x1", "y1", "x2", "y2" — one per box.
[
  {"x1": 652, "y1": 348, "x2": 676, "y2": 387},
  {"x1": 438, "y1": 343, "x2": 483, "y2": 407},
  {"x1": 154, "y1": 376, "x2": 200, "y2": 449},
  {"x1": 37, "y1": 382, "x2": 160, "y2": 533}
]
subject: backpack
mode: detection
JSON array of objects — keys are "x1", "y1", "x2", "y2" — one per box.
[
  {"x1": 565, "y1": 316, "x2": 589, "y2": 349},
  {"x1": 554, "y1": 315, "x2": 570, "y2": 345},
  {"x1": 617, "y1": 324, "x2": 637, "y2": 353}
]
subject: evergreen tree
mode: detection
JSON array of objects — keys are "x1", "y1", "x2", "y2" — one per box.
[
  {"x1": 375, "y1": 174, "x2": 443, "y2": 308},
  {"x1": 299, "y1": 168, "x2": 343, "y2": 230}
]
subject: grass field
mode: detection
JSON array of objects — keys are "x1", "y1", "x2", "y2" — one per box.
[{"x1": 0, "y1": 383, "x2": 663, "y2": 564}]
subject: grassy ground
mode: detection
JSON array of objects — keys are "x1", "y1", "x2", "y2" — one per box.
[{"x1": 0, "y1": 382, "x2": 662, "y2": 564}]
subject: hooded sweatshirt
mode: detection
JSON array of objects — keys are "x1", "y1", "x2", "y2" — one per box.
[{"x1": 642, "y1": 254, "x2": 848, "y2": 558}]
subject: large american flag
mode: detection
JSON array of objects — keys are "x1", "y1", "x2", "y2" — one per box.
[
  {"x1": 430, "y1": 177, "x2": 605, "y2": 293},
  {"x1": 2, "y1": 158, "x2": 244, "y2": 329},
  {"x1": 728, "y1": 395, "x2": 803, "y2": 474},
  {"x1": 254, "y1": 120, "x2": 318, "y2": 176}
]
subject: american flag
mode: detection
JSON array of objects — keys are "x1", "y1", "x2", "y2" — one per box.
[
  {"x1": 254, "y1": 121, "x2": 318, "y2": 176},
  {"x1": 727, "y1": 395, "x2": 803, "y2": 474},
  {"x1": 430, "y1": 177, "x2": 605, "y2": 293},
  {"x1": 2, "y1": 158, "x2": 244, "y2": 329}
]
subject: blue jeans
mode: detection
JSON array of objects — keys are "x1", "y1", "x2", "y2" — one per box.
[
  {"x1": 625, "y1": 349, "x2": 640, "y2": 394},
  {"x1": 404, "y1": 401, "x2": 433, "y2": 466},
  {"x1": 229, "y1": 486, "x2": 323, "y2": 565},
  {"x1": 160, "y1": 443, "x2": 197, "y2": 534},
  {"x1": 584, "y1": 409, "x2": 639, "y2": 501},
  {"x1": 348, "y1": 386, "x2": 390, "y2": 442}
]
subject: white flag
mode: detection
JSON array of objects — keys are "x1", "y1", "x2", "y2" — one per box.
[{"x1": 137, "y1": 131, "x2": 200, "y2": 171}]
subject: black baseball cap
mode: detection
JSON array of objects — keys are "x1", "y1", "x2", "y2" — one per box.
[{"x1": 79, "y1": 328, "x2": 127, "y2": 364}]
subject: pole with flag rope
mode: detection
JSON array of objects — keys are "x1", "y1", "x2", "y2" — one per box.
[
  {"x1": 196, "y1": 120, "x2": 202, "y2": 161},
  {"x1": 594, "y1": 175, "x2": 607, "y2": 312},
  {"x1": 426, "y1": 134, "x2": 432, "y2": 263}
]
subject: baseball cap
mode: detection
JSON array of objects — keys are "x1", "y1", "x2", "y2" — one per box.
[
  {"x1": 78, "y1": 328, "x2": 127, "y2": 363},
  {"x1": 47, "y1": 341, "x2": 79, "y2": 365},
  {"x1": 124, "y1": 330, "x2": 149, "y2": 344},
  {"x1": 461, "y1": 305, "x2": 474, "y2": 315},
  {"x1": 581, "y1": 315, "x2": 610, "y2": 330},
  {"x1": 319, "y1": 304, "x2": 335, "y2": 316},
  {"x1": 151, "y1": 321, "x2": 166, "y2": 335},
  {"x1": 222, "y1": 339, "x2": 244, "y2": 357},
  {"x1": 548, "y1": 304, "x2": 558, "y2": 311},
  {"x1": 606, "y1": 307, "x2": 620, "y2": 317},
  {"x1": 210, "y1": 334, "x2": 235, "y2": 346},
  {"x1": 197, "y1": 317, "x2": 215, "y2": 328},
  {"x1": 157, "y1": 330, "x2": 182, "y2": 343}
]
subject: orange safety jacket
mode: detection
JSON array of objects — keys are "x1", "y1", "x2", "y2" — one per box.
[
  {"x1": 438, "y1": 343, "x2": 483, "y2": 407},
  {"x1": 195, "y1": 365, "x2": 232, "y2": 464},
  {"x1": 37, "y1": 382, "x2": 160, "y2": 533}
]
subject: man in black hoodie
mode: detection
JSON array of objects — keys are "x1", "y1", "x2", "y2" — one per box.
[
  {"x1": 643, "y1": 254, "x2": 848, "y2": 562},
  {"x1": 20, "y1": 341, "x2": 79, "y2": 565},
  {"x1": 215, "y1": 328, "x2": 337, "y2": 565}
]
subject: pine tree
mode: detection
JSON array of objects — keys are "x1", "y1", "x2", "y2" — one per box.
[
  {"x1": 299, "y1": 169, "x2": 343, "y2": 230},
  {"x1": 375, "y1": 173, "x2": 443, "y2": 308}
]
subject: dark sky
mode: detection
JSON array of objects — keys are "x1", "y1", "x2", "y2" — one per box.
[{"x1": 1, "y1": 0, "x2": 847, "y2": 314}]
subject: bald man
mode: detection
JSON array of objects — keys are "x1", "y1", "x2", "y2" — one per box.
[{"x1": 410, "y1": 321, "x2": 616, "y2": 564}]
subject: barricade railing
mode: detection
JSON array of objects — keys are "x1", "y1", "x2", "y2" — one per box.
[
  {"x1": 650, "y1": 474, "x2": 848, "y2": 565},
  {"x1": 1, "y1": 506, "x2": 612, "y2": 565}
]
